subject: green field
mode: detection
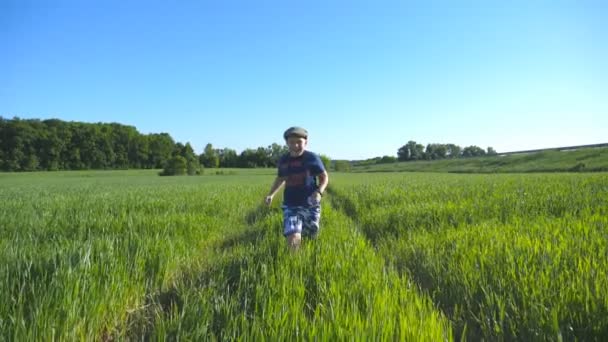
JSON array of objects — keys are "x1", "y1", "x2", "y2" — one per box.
[
  {"x1": 354, "y1": 147, "x2": 608, "y2": 173},
  {"x1": 1, "y1": 170, "x2": 607, "y2": 340}
]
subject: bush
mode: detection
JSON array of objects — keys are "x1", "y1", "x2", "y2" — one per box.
[
  {"x1": 319, "y1": 154, "x2": 331, "y2": 170},
  {"x1": 569, "y1": 162, "x2": 586, "y2": 172},
  {"x1": 187, "y1": 160, "x2": 202, "y2": 175},
  {"x1": 160, "y1": 156, "x2": 187, "y2": 176},
  {"x1": 334, "y1": 160, "x2": 352, "y2": 172}
]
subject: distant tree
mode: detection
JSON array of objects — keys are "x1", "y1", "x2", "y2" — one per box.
[
  {"x1": 160, "y1": 155, "x2": 187, "y2": 176},
  {"x1": 487, "y1": 147, "x2": 497, "y2": 155},
  {"x1": 268, "y1": 143, "x2": 288, "y2": 166},
  {"x1": 379, "y1": 155, "x2": 397, "y2": 163},
  {"x1": 319, "y1": 154, "x2": 331, "y2": 170},
  {"x1": 238, "y1": 148, "x2": 258, "y2": 168},
  {"x1": 256, "y1": 146, "x2": 270, "y2": 167},
  {"x1": 425, "y1": 143, "x2": 448, "y2": 160},
  {"x1": 188, "y1": 160, "x2": 202, "y2": 175},
  {"x1": 172, "y1": 142, "x2": 184, "y2": 157},
  {"x1": 397, "y1": 144, "x2": 411, "y2": 161},
  {"x1": 0, "y1": 117, "x2": 190, "y2": 171},
  {"x1": 408, "y1": 141, "x2": 425, "y2": 160},
  {"x1": 1, "y1": 117, "x2": 39, "y2": 170},
  {"x1": 110, "y1": 123, "x2": 139, "y2": 169},
  {"x1": 42, "y1": 119, "x2": 70, "y2": 170},
  {"x1": 129, "y1": 134, "x2": 149, "y2": 168},
  {"x1": 398, "y1": 140, "x2": 424, "y2": 161},
  {"x1": 446, "y1": 144, "x2": 462, "y2": 158},
  {"x1": 352, "y1": 158, "x2": 375, "y2": 167},
  {"x1": 179, "y1": 143, "x2": 200, "y2": 174},
  {"x1": 397, "y1": 140, "x2": 424, "y2": 161},
  {"x1": 462, "y1": 145, "x2": 486, "y2": 157},
  {"x1": 180, "y1": 142, "x2": 196, "y2": 160},
  {"x1": 217, "y1": 148, "x2": 238, "y2": 168},
  {"x1": 334, "y1": 160, "x2": 351, "y2": 172},
  {"x1": 200, "y1": 143, "x2": 219, "y2": 168},
  {"x1": 148, "y1": 133, "x2": 174, "y2": 168}
]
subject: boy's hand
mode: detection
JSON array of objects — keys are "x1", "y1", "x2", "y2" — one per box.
[
  {"x1": 308, "y1": 192, "x2": 322, "y2": 206},
  {"x1": 313, "y1": 192, "x2": 322, "y2": 202},
  {"x1": 264, "y1": 195, "x2": 273, "y2": 206}
]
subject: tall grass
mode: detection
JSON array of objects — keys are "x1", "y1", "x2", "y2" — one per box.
[
  {"x1": 4, "y1": 169, "x2": 605, "y2": 340},
  {"x1": 143, "y1": 204, "x2": 451, "y2": 340},
  {"x1": 1, "y1": 170, "x2": 451, "y2": 340},
  {"x1": 0, "y1": 172, "x2": 263, "y2": 339},
  {"x1": 330, "y1": 172, "x2": 608, "y2": 340}
]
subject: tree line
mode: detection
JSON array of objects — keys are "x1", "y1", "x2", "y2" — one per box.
[
  {"x1": 397, "y1": 140, "x2": 496, "y2": 161},
  {"x1": 0, "y1": 117, "x2": 289, "y2": 172},
  {"x1": 1, "y1": 117, "x2": 498, "y2": 172},
  {"x1": 356, "y1": 141, "x2": 497, "y2": 166}
]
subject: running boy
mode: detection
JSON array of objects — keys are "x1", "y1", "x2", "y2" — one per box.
[{"x1": 264, "y1": 126, "x2": 329, "y2": 249}]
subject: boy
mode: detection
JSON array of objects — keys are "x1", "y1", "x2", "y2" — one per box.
[{"x1": 265, "y1": 126, "x2": 329, "y2": 249}]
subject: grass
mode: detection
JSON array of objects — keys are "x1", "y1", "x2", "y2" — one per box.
[
  {"x1": 1, "y1": 171, "x2": 258, "y2": 339},
  {"x1": 329, "y1": 172, "x2": 608, "y2": 340},
  {"x1": 0, "y1": 170, "x2": 450, "y2": 340},
  {"x1": 1, "y1": 169, "x2": 607, "y2": 340}
]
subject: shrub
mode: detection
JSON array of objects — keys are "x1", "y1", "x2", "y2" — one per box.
[
  {"x1": 334, "y1": 160, "x2": 352, "y2": 172},
  {"x1": 160, "y1": 156, "x2": 187, "y2": 176}
]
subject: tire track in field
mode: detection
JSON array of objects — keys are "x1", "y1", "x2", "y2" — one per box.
[
  {"x1": 325, "y1": 187, "x2": 459, "y2": 339},
  {"x1": 122, "y1": 204, "x2": 275, "y2": 340},
  {"x1": 124, "y1": 198, "x2": 452, "y2": 340},
  {"x1": 315, "y1": 193, "x2": 452, "y2": 340}
]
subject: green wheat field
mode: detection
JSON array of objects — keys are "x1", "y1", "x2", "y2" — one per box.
[{"x1": 1, "y1": 170, "x2": 607, "y2": 340}]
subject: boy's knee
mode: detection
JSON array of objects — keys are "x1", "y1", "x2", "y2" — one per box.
[
  {"x1": 287, "y1": 233, "x2": 301, "y2": 249},
  {"x1": 283, "y1": 213, "x2": 303, "y2": 236}
]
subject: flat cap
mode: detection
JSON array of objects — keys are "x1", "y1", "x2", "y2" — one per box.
[{"x1": 283, "y1": 126, "x2": 308, "y2": 140}]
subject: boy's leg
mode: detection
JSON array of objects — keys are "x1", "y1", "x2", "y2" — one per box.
[
  {"x1": 283, "y1": 206, "x2": 303, "y2": 249},
  {"x1": 287, "y1": 233, "x2": 301, "y2": 249},
  {"x1": 302, "y1": 205, "x2": 321, "y2": 238}
]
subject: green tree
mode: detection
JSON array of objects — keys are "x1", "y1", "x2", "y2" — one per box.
[
  {"x1": 334, "y1": 160, "x2": 351, "y2": 172},
  {"x1": 0, "y1": 118, "x2": 187, "y2": 171},
  {"x1": 200, "y1": 143, "x2": 219, "y2": 168},
  {"x1": 253, "y1": 147, "x2": 264, "y2": 167},
  {"x1": 319, "y1": 154, "x2": 331, "y2": 170},
  {"x1": 379, "y1": 155, "x2": 397, "y2": 163},
  {"x1": 446, "y1": 144, "x2": 462, "y2": 158},
  {"x1": 181, "y1": 143, "x2": 201, "y2": 175},
  {"x1": 268, "y1": 143, "x2": 288, "y2": 166},
  {"x1": 217, "y1": 148, "x2": 238, "y2": 167},
  {"x1": 425, "y1": 144, "x2": 448, "y2": 160},
  {"x1": 129, "y1": 134, "x2": 150, "y2": 168},
  {"x1": 239, "y1": 149, "x2": 258, "y2": 168},
  {"x1": 462, "y1": 145, "x2": 486, "y2": 157},
  {"x1": 397, "y1": 143, "x2": 411, "y2": 161},
  {"x1": 148, "y1": 133, "x2": 174, "y2": 168},
  {"x1": 398, "y1": 140, "x2": 425, "y2": 161},
  {"x1": 160, "y1": 155, "x2": 187, "y2": 176}
]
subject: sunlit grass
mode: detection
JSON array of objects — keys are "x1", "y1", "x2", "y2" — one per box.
[
  {"x1": 1, "y1": 170, "x2": 450, "y2": 340},
  {"x1": 3, "y1": 170, "x2": 606, "y2": 340},
  {"x1": 330, "y1": 172, "x2": 608, "y2": 340}
]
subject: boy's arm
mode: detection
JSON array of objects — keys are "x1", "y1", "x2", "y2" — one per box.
[
  {"x1": 265, "y1": 176, "x2": 286, "y2": 205},
  {"x1": 317, "y1": 171, "x2": 329, "y2": 194}
]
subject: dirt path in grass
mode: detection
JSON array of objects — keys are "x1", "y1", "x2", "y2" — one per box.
[{"x1": 122, "y1": 201, "x2": 452, "y2": 340}]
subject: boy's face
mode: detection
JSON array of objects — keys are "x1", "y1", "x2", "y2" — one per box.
[{"x1": 286, "y1": 136, "x2": 307, "y2": 157}]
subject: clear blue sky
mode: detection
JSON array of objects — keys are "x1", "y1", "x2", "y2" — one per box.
[{"x1": 2, "y1": 0, "x2": 607, "y2": 160}]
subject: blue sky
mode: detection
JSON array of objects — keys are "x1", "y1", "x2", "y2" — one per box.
[{"x1": 2, "y1": 0, "x2": 607, "y2": 160}]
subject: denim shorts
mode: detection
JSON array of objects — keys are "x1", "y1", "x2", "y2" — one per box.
[{"x1": 282, "y1": 204, "x2": 321, "y2": 238}]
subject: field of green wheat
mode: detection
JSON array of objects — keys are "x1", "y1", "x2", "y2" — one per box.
[{"x1": 1, "y1": 170, "x2": 606, "y2": 340}]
